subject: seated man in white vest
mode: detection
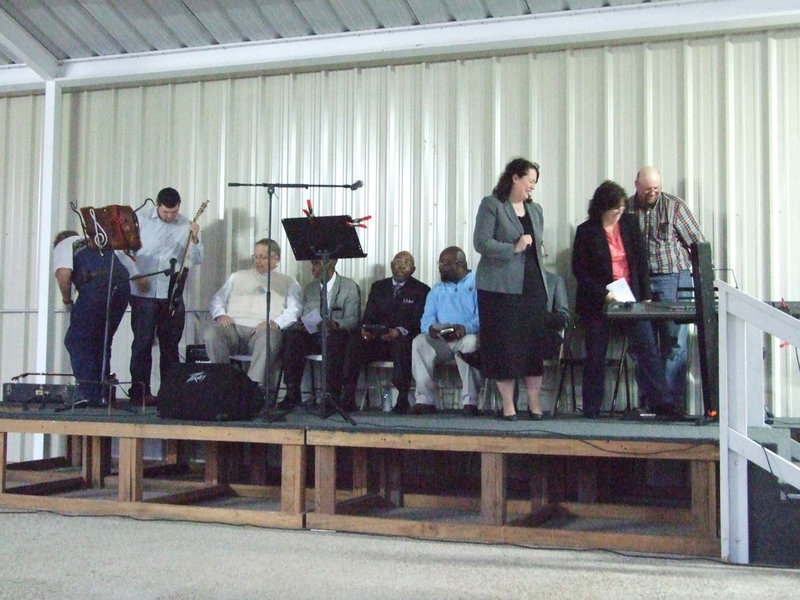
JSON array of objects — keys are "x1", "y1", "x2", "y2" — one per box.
[{"x1": 203, "y1": 239, "x2": 301, "y2": 396}]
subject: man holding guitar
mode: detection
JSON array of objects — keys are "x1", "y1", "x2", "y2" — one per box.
[{"x1": 129, "y1": 187, "x2": 204, "y2": 405}]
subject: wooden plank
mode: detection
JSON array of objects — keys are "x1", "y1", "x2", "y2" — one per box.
[
  {"x1": 384, "y1": 449, "x2": 403, "y2": 507},
  {"x1": 335, "y1": 494, "x2": 395, "y2": 516},
  {"x1": 5, "y1": 469, "x2": 84, "y2": 484},
  {"x1": 559, "y1": 502, "x2": 694, "y2": 524},
  {"x1": 402, "y1": 493, "x2": 480, "y2": 512},
  {"x1": 529, "y1": 456, "x2": 546, "y2": 511},
  {"x1": 481, "y1": 452, "x2": 506, "y2": 525},
  {"x1": 118, "y1": 437, "x2": 144, "y2": 502},
  {"x1": 148, "y1": 484, "x2": 231, "y2": 505},
  {"x1": 230, "y1": 483, "x2": 282, "y2": 500},
  {"x1": 6, "y1": 456, "x2": 69, "y2": 470},
  {"x1": 280, "y1": 444, "x2": 307, "y2": 515},
  {"x1": 0, "y1": 418, "x2": 304, "y2": 445},
  {"x1": 0, "y1": 492, "x2": 304, "y2": 530},
  {"x1": 88, "y1": 436, "x2": 106, "y2": 488},
  {"x1": 67, "y1": 435, "x2": 82, "y2": 466},
  {"x1": 3, "y1": 477, "x2": 85, "y2": 496},
  {"x1": 305, "y1": 430, "x2": 719, "y2": 460},
  {"x1": 305, "y1": 513, "x2": 720, "y2": 556},
  {"x1": 315, "y1": 445, "x2": 336, "y2": 515},
  {"x1": 691, "y1": 460, "x2": 719, "y2": 539},
  {"x1": 205, "y1": 441, "x2": 221, "y2": 484}
]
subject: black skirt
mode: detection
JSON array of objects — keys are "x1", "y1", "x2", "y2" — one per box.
[{"x1": 477, "y1": 252, "x2": 547, "y2": 379}]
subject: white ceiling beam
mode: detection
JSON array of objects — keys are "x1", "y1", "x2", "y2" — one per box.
[
  {"x1": 0, "y1": 6, "x2": 58, "y2": 81},
  {"x1": 2, "y1": 0, "x2": 800, "y2": 93}
]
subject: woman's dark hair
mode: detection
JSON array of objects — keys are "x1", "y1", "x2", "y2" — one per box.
[
  {"x1": 156, "y1": 187, "x2": 181, "y2": 208},
  {"x1": 492, "y1": 158, "x2": 540, "y2": 202},
  {"x1": 587, "y1": 180, "x2": 627, "y2": 222}
]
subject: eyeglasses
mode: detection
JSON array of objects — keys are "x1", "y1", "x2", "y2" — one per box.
[{"x1": 252, "y1": 254, "x2": 278, "y2": 260}]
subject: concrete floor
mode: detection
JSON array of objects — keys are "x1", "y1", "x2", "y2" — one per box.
[{"x1": 1, "y1": 509, "x2": 798, "y2": 599}]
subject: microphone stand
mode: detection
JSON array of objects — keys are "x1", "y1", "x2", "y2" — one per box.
[{"x1": 227, "y1": 180, "x2": 363, "y2": 423}]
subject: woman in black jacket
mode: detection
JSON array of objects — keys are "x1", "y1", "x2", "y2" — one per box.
[{"x1": 572, "y1": 180, "x2": 674, "y2": 418}]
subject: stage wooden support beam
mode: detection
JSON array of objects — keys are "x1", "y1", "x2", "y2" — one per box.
[
  {"x1": 384, "y1": 449, "x2": 403, "y2": 507},
  {"x1": 5, "y1": 477, "x2": 84, "y2": 496},
  {"x1": 83, "y1": 436, "x2": 107, "y2": 488},
  {"x1": 281, "y1": 443, "x2": 306, "y2": 515},
  {"x1": 691, "y1": 460, "x2": 719, "y2": 539},
  {"x1": 67, "y1": 436, "x2": 82, "y2": 467},
  {"x1": 204, "y1": 441, "x2": 222, "y2": 485},
  {"x1": 481, "y1": 452, "x2": 506, "y2": 525},
  {"x1": 118, "y1": 437, "x2": 144, "y2": 502},
  {"x1": 0, "y1": 415, "x2": 719, "y2": 557},
  {"x1": 315, "y1": 445, "x2": 336, "y2": 515}
]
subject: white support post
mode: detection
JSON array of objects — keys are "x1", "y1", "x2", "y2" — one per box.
[{"x1": 33, "y1": 79, "x2": 62, "y2": 460}]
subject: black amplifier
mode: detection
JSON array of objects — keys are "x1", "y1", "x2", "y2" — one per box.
[{"x1": 2, "y1": 382, "x2": 79, "y2": 407}]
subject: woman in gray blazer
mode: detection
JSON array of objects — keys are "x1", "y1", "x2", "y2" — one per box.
[{"x1": 474, "y1": 158, "x2": 548, "y2": 420}]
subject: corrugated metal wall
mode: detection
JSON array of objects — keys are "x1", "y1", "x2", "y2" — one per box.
[{"x1": 2, "y1": 28, "x2": 800, "y2": 457}]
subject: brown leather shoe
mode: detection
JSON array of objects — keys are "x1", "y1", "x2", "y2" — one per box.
[
  {"x1": 143, "y1": 394, "x2": 158, "y2": 407},
  {"x1": 411, "y1": 403, "x2": 437, "y2": 415}
]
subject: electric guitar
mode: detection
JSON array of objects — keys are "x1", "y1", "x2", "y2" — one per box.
[{"x1": 168, "y1": 200, "x2": 209, "y2": 317}]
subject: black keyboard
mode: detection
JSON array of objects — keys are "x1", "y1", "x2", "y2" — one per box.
[{"x1": 604, "y1": 301, "x2": 698, "y2": 322}]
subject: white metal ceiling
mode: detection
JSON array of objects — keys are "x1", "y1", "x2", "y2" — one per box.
[
  {"x1": 1, "y1": 0, "x2": 799, "y2": 93},
  {"x1": 0, "y1": 0, "x2": 670, "y2": 65}
]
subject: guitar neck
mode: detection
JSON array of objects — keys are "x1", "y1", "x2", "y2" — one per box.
[{"x1": 177, "y1": 200, "x2": 208, "y2": 271}]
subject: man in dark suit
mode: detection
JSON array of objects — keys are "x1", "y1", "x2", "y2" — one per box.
[
  {"x1": 277, "y1": 258, "x2": 361, "y2": 410},
  {"x1": 340, "y1": 251, "x2": 430, "y2": 413}
]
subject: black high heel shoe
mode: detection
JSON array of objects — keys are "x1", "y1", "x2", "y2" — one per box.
[
  {"x1": 528, "y1": 411, "x2": 543, "y2": 421},
  {"x1": 497, "y1": 408, "x2": 518, "y2": 421}
]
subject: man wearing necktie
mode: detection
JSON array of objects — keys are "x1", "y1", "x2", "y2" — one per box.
[
  {"x1": 277, "y1": 258, "x2": 361, "y2": 411},
  {"x1": 340, "y1": 251, "x2": 430, "y2": 413}
]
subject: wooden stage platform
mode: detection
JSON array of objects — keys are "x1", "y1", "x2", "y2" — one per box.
[{"x1": 0, "y1": 406, "x2": 721, "y2": 557}]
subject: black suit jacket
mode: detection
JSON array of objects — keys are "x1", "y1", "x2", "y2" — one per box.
[
  {"x1": 572, "y1": 213, "x2": 651, "y2": 318},
  {"x1": 362, "y1": 276, "x2": 430, "y2": 337}
]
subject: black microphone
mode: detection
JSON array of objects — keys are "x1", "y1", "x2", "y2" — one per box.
[
  {"x1": 228, "y1": 183, "x2": 243, "y2": 187},
  {"x1": 164, "y1": 258, "x2": 177, "y2": 277},
  {"x1": 351, "y1": 180, "x2": 363, "y2": 191}
]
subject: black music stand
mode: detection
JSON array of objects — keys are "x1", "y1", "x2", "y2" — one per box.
[
  {"x1": 226, "y1": 180, "x2": 362, "y2": 420},
  {"x1": 282, "y1": 215, "x2": 366, "y2": 423}
]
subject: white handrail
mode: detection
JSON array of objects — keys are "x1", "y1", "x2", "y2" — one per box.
[{"x1": 718, "y1": 280, "x2": 800, "y2": 564}]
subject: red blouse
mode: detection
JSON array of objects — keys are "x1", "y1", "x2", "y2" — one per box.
[{"x1": 605, "y1": 222, "x2": 631, "y2": 286}]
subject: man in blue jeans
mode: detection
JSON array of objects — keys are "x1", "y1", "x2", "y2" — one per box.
[
  {"x1": 129, "y1": 188, "x2": 204, "y2": 404},
  {"x1": 54, "y1": 230, "x2": 137, "y2": 405},
  {"x1": 628, "y1": 166, "x2": 705, "y2": 405}
]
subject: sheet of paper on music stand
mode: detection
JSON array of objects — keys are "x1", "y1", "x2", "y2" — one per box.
[
  {"x1": 301, "y1": 308, "x2": 322, "y2": 334},
  {"x1": 606, "y1": 278, "x2": 636, "y2": 302}
]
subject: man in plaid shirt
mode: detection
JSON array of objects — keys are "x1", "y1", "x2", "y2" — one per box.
[{"x1": 628, "y1": 166, "x2": 706, "y2": 408}]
